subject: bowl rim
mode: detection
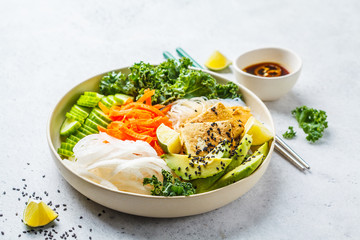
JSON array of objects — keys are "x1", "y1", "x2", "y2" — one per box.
[
  {"x1": 47, "y1": 66, "x2": 275, "y2": 199},
  {"x1": 232, "y1": 47, "x2": 302, "y2": 80}
]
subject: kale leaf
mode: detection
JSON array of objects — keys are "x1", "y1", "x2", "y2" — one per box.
[
  {"x1": 292, "y1": 106, "x2": 328, "y2": 143},
  {"x1": 99, "y1": 71, "x2": 137, "y2": 96},
  {"x1": 143, "y1": 169, "x2": 196, "y2": 196},
  {"x1": 99, "y1": 58, "x2": 243, "y2": 104},
  {"x1": 283, "y1": 126, "x2": 296, "y2": 139}
]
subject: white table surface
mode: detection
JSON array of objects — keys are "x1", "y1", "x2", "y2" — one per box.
[{"x1": 1, "y1": 0, "x2": 359, "y2": 239}]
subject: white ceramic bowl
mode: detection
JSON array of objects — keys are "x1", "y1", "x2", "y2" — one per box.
[
  {"x1": 47, "y1": 67, "x2": 275, "y2": 218},
  {"x1": 233, "y1": 47, "x2": 302, "y2": 101}
]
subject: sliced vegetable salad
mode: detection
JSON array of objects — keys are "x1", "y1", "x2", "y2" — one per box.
[{"x1": 58, "y1": 58, "x2": 273, "y2": 196}]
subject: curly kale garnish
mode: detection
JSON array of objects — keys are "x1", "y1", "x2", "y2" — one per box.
[
  {"x1": 283, "y1": 126, "x2": 296, "y2": 139},
  {"x1": 292, "y1": 106, "x2": 328, "y2": 143},
  {"x1": 99, "y1": 71, "x2": 137, "y2": 96},
  {"x1": 143, "y1": 170, "x2": 196, "y2": 196},
  {"x1": 99, "y1": 58, "x2": 243, "y2": 104}
]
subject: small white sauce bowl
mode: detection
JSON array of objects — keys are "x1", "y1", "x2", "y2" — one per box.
[{"x1": 233, "y1": 47, "x2": 302, "y2": 101}]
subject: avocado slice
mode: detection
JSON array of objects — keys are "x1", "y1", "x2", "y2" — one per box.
[
  {"x1": 191, "y1": 140, "x2": 232, "y2": 193},
  {"x1": 252, "y1": 141, "x2": 269, "y2": 158},
  {"x1": 163, "y1": 153, "x2": 232, "y2": 181},
  {"x1": 210, "y1": 153, "x2": 264, "y2": 190},
  {"x1": 225, "y1": 134, "x2": 253, "y2": 174},
  {"x1": 207, "y1": 140, "x2": 231, "y2": 158}
]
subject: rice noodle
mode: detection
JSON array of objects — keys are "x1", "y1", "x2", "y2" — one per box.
[
  {"x1": 167, "y1": 97, "x2": 245, "y2": 130},
  {"x1": 64, "y1": 132, "x2": 171, "y2": 195}
]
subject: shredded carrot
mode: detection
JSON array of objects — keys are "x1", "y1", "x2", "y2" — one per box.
[
  {"x1": 152, "y1": 141, "x2": 165, "y2": 156},
  {"x1": 161, "y1": 104, "x2": 172, "y2": 114},
  {"x1": 98, "y1": 102, "x2": 110, "y2": 115},
  {"x1": 101, "y1": 89, "x2": 173, "y2": 156},
  {"x1": 153, "y1": 104, "x2": 165, "y2": 109},
  {"x1": 124, "y1": 97, "x2": 133, "y2": 105},
  {"x1": 97, "y1": 125, "x2": 107, "y2": 132},
  {"x1": 137, "y1": 89, "x2": 155, "y2": 105}
]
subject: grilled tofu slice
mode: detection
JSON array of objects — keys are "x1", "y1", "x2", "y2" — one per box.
[
  {"x1": 180, "y1": 121, "x2": 233, "y2": 156},
  {"x1": 190, "y1": 102, "x2": 244, "y2": 139},
  {"x1": 229, "y1": 106, "x2": 253, "y2": 125},
  {"x1": 190, "y1": 102, "x2": 233, "y2": 123}
]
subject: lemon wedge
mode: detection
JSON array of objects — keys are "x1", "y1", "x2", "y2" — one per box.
[
  {"x1": 244, "y1": 116, "x2": 273, "y2": 145},
  {"x1": 156, "y1": 123, "x2": 182, "y2": 154},
  {"x1": 23, "y1": 200, "x2": 58, "y2": 227},
  {"x1": 204, "y1": 50, "x2": 231, "y2": 71}
]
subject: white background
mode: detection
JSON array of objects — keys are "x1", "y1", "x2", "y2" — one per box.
[{"x1": 1, "y1": 0, "x2": 359, "y2": 239}]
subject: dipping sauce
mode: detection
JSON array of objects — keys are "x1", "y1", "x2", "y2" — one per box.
[{"x1": 243, "y1": 62, "x2": 289, "y2": 77}]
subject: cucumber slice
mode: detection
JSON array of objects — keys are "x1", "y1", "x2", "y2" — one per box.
[
  {"x1": 84, "y1": 118, "x2": 100, "y2": 131},
  {"x1": 100, "y1": 97, "x2": 112, "y2": 109},
  {"x1": 84, "y1": 92, "x2": 103, "y2": 98},
  {"x1": 57, "y1": 148, "x2": 74, "y2": 157},
  {"x1": 65, "y1": 112, "x2": 85, "y2": 123},
  {"x1": 73, "y1": 105, "x2": 91, "y2": 114},
  {"x1": 66, "y1": 138, "x2": 77, "y2": 145},
  {"x1": 92, "y1": 108, "x2": 112, "y2": 123},
  {"x1": 78, "y1": 126, "x2": 93, "y2": 136},
  {"x1": 83, "y1": 125, "x2": 99, "y2": 134},
  {"x1": 107, "y1": 95, "x2": 117, "y2": 105},
  {"x1": 60, "y1": 118, "x2": 81, "y2": 136},
  {"x1": 75, "y1": 131, "x2": 87, "y2": 139},
  {"x1": 114, "y1": 94, "x2": 133, "y2": 104},
  {"x1": 70, "y1": 105, "x2": 89, "y2": 117},
  {"x1": 60, "y1": 142, "x2": 75, "y2": 151},
  {"x1": 88, "y1": 113, "x2": 109, "y2": 128},
  {"x1": 77, "y1": 96, "x2": 100, "y2": 107},
  {"x1": 70, "y1": 108, "x2": 87, "y2": 119},
  {"x1": 68, "y1": 135, "x2": 81, "y2": 143}
]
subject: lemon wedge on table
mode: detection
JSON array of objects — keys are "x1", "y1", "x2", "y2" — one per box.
[
  {"x1": 23, "y1": 200, "x2": 58, "y2": 227},
  {"x1": 204, "y1": 50, "x2": 232, "y2": 71},
  {"x1": 244, "y1": 116, "x2": 274, "y2": 146},
  {"x1": 156, "y1": 123, "x2": 182, "y2": 154}
]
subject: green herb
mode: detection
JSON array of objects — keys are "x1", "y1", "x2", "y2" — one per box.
[
  {"x1": 282, "y1": 126, "x2": 296, "y2": 139},
  {"x1": 99, "y1": 71, "x2": 137, "y2": 96},
  {"x1": 292, "y1": 106, "x2": 328, "y2": 143},
  {"x1": 99, "y1": 58, "x2": 242, "y2": 105},
  {"x1": 143, "y1": 169, "x2": 196, "y2": 196}
]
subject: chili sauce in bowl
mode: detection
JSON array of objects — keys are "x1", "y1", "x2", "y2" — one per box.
[
  {"x1": 233, "y1": 47, "x2": 302, "y2": 101},
  {"x1": 243, "y1": 62, "x2": 289, "y2": 78}
]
